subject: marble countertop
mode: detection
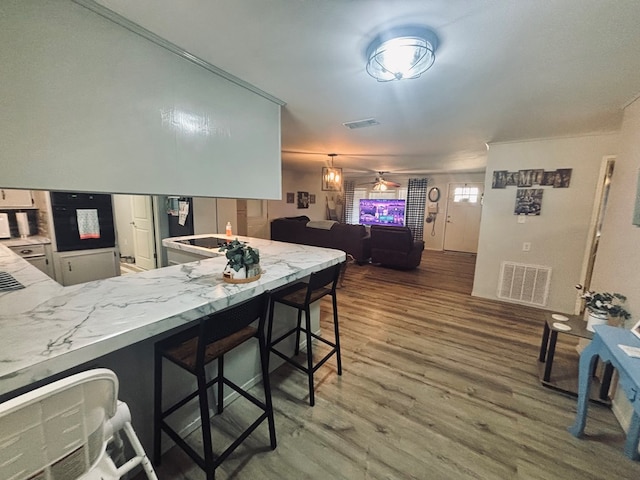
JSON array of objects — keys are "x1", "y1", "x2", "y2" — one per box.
[
  {"x1": 0, "y1": 235, "x2": 345, "y2": 399},
  {"x1": 0, "y1": 235, "x2": 51, "y2": 247}
]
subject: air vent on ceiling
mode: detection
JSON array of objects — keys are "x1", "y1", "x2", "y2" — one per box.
[
  {"x1": 497, "y1": 261, "x2": 551, "y2": 307},
  {"x1": 0, "y1": 271, "x2": 25, "y2": 292},
  {"x1": 342, "y1": 118, "x2": 380, "y2": 129}
]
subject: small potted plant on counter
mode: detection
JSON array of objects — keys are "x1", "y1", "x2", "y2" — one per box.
[
  {"x1": 575, "y1": 284, "x2": 631, "y2": 331},
  {"x1": 219, "y1": 239, "x2": 261, "y2": 283}
]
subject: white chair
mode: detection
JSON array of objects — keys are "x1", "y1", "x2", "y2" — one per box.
[{"x1": 0, "y1": 368, "x2": 158, "y2": 480}]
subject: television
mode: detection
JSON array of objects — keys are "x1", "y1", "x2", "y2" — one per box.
[{"x1": 359, "y1": 199, "x2": 406, "y2": 227}]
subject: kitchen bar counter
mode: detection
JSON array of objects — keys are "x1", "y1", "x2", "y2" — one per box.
[
  {"x1": 0, "y1": 235, "x2": 51, "y2": 247},
  {"x1": 0, "y1": 235, "x2": 346, "y2": 401}
]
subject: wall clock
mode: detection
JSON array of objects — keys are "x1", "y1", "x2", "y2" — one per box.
[{"x1": 428, "y1": 187, "x2": 441, "y2": 202}]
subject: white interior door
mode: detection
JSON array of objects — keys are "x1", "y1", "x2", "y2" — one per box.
[
  {"x1": 131, "y1": 195, "x2": 156, "y2": 270},
  {"x1": 444, "y1": 183, "x2": 484, "y2": 253}
]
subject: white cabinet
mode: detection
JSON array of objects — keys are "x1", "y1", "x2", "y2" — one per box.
[
  {"x1": 166, "y1": 248, "x2": 209, "y2": 266},
  {"x1": 8, "y1": 243, "x2": 54, "y2": 279},
  {"x1": 0, "y1": 189, "x2": 33, "y2": 208},
  {"x1": 54, "y1": 248, "x2": 120, "y2": 286}
]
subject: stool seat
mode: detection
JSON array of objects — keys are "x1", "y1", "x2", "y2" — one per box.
[
  {"x1": 267, "y1": 262, "x2": 343, "y2": 407},
  {"x1": 154, "y1": 293, "x2": 276, "y2": 480},
  {"x1": 162, "y1": 326, "x2": 257, "y2": 371}
]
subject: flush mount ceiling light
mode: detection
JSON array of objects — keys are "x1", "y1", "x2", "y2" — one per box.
[
  {"x1": 366, "y1": 26, "x2": 439, "y2": 82},
  {"x1": 322, "y1": 154, "x2": 343, "y2": 191}
]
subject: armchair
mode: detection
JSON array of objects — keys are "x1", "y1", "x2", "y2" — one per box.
[{"x1": 370, "y1": 225, "x2": 425, "y2": 269}]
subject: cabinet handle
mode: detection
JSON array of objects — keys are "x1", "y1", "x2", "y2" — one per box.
[
  {"x1": 20, "y1": 249, "x2": 33, "y2": 255},
  {"x1": 68, "y1": 262, "x2": 72, "y2": 272},
  {"x1": 1, "y1": 190, "x2": 4, "y2": 200}
]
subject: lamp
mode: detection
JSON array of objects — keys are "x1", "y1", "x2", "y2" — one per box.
[
  {"x1": 366, "y1": 26, "x2": 438, "y2": 82},
  {"x1": 322, "y1": 154, "x2": 343, "y2": 191}
]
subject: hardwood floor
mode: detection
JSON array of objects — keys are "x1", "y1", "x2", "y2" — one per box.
[{"x1": 148, "y1": 251, "x2": 640, "y2": 479}]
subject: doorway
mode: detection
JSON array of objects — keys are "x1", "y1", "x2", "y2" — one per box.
[
  {"x1": 113, "y1": 194, "x2": 157, "y2": 272},
  {"x1": 443, "y1": 183, "x2": 484, "y2": 253},
  {"x1": 575, "y1": 156, "x2": 616, "y2": 313}
]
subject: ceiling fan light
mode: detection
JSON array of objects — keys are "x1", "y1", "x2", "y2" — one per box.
[{"x1": 366, "y1": 27, "x2": 438, "y2": 82}]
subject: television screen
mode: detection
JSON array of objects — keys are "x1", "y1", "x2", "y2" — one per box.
[{"x1": 359, "y1": 199, "x2": 406, "y2": 226}]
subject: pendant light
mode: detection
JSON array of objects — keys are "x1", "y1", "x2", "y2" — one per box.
[{"x1": 322, "y1": 154, "x2": 343, "y2": 191}]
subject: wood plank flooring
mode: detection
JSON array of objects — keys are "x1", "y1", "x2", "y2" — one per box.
[{"x1": 147, "y1": 251, "x2": 640, "y2": 479}]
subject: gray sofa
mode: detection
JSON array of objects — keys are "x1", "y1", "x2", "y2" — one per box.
[{"x1": 270, "y1": 216, "x2": 371, "y2": 263}]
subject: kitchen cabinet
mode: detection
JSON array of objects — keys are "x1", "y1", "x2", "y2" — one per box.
[
  {"x1": 0, "y1": 189, "x2": 33, "y2": 208},
  {"x1": 8, "y1": 243, "x2": 54, "y2": 279},
  {"x1": 54, "y1": 248, "x2": 120, "y2": 286},
  {"x1": 166, "y1": 248, "x2": 211, "y2": 266}
]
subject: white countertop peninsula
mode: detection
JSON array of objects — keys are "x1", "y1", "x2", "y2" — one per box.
[{"x1": 0, "y1": 235, "x2": 345, "y2": 401}]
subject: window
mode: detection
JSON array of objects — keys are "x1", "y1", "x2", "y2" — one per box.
[
  {"x1": 453, "y1": 186, "x2": 479, "y2": 203},
  {"x1": 349, "y1": 188, "x2": 367, "y2": 224}
]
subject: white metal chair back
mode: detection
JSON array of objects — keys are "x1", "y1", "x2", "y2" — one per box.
[{"x1": 0, "y1": 368, "x2": 157, "y2": 480}]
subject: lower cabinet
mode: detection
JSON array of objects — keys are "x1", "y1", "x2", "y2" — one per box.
[
  {"x1": 166, "y1": 248, "x2": 208, "y2": 265},
  {"x1": 54, "y1": 248, "x2": 120, "y2": 286},
  {"x1": 8, "y1": 243, "x2": 55, "y2": 279}
]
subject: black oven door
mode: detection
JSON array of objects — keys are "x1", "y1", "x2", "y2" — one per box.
[{"x1": 50, "y1": 192, "x2": 116, "y2": 252}]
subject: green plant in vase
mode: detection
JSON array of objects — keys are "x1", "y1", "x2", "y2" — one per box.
[
  {"x1": 575, "y1": 284, "x2": 631, "y2": 330},
  {"x1": 219, "y1": 239, "x2": 260, "y2": 280}
]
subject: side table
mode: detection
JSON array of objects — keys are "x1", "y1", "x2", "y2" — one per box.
[
  {"x1": 569, "y1": 325, "x2": 640, "y2": 460},
  {"x1": 538, "y1": 312, "x2": 613, "y2": 404}
]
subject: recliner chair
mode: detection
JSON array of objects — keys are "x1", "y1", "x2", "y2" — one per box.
[{"x1": 370, "y1": 225, "x2": 425, "y2": 269}]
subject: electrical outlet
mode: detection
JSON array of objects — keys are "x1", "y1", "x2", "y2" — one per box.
[
  {"x1": 517, "y1": 215, "x2": 526, "y2": 224},
  {"x1": 523, "y1": 242, "x2": 531, "y2": 252}
]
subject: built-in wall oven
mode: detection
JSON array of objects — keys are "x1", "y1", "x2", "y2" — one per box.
[{"x1": 50, "y1": 192, "x2": 116, "y2": 252}]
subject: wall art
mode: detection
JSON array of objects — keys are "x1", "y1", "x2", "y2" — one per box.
[
  {"x1": 553, "y1": 168, "x2": 572, "y2": 188},
  {"x1": 297, "y1": 191, "x2": 310, "y2": 209},
  {"x1": 514, "y1": 188, "x2": 543, "y2": 216}
]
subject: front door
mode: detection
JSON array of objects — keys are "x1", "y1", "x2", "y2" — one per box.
[
  {"x1": 131, "y1": 195, "x2": 156, "y2": 270},
  {"x1": 443, "y1": 183, "x2": 484, "y2": 253}
]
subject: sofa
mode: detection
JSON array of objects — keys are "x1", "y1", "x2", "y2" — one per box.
[
  {"x1": 270, "y1": 216, "x2": 371, "y2": 263},
  {"x1": 369, "y1": 225, "x2": 424, "y2": 269}
]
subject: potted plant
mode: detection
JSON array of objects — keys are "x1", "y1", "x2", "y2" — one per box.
[
  {"x1": 575, "y1": 284, "x2": 631, "y2": 331},
  {"x1": 219, "y1": 239, "x2": 261, "y2": 283}
]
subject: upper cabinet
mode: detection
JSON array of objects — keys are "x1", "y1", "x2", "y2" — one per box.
[{"x1": 0, "y1": 189, "x2": 33, "y2": 208}]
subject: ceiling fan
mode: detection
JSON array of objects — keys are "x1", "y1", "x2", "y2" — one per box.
[{"x1": 359, "y1": 172, "x2": 401, "y2": 191}]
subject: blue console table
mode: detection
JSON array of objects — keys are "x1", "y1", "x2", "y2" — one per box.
[{"x1": 568, "y1": 325, "x2": 640, "y2": 459}]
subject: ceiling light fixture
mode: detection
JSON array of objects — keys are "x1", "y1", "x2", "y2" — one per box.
[
  {"x1": 366, "y1": 26, "x2": 438, "y2": 82},
  {"x1": 322, "y1": 154, "x2": 343, "y2": 191}
]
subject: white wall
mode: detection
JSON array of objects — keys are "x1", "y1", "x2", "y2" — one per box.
[
  {"x1": 588, "y1": 99, "x2": 640, "y2": 429},
  {"x1": 267, "y1": 168, "x2": 331, "y2": 222},
  {"x1": 0, "y1": 0, "x2": 281, "y2": 199},
  {"x1": 473, "y1": 133, "x2": 620, "y2": 313}
]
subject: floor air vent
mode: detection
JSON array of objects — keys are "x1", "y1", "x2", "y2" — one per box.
[{"x1": 497, "y1": 262, "x2": 551, "y2": 306}]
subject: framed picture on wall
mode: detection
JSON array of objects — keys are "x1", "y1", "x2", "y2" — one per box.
[
  {"x1": 309, "y1": 194, "x2": 316, "y2": 204},
  {"x1": 553, "y1": 168, "x2": 572, "y2": 188},
  {"x1": 517, "y1": 169, "x2": 534, "y2": 187},
  {"x1": 532, "y1": 169, "x2": 545, "y2": 185},
  {"x1": 297, "y1": 191, "x2": 310, "y2": 209},
  {"x1": 286, "y1": 192, "x2": 294, "y2": 203},
  {"x1": 506, "y1": 172, "x2": 518, "y2": 186},
  {"x1": 541, "y1": 171, "x2": 556, "y2": 186},
  {"x1": 514, "y1": 188, "x2": 543, "y2": 215},
  {"x1": 492, "y1": 170, "x2": 508, "y2": 188}
]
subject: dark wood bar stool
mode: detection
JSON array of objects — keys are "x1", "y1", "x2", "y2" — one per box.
[
  {"x1": 267, "y1": 262, "x2": 343, "y2": 406},
  {"x1": 153, "y1": 292, "x2": 276, "y2": 480}
]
